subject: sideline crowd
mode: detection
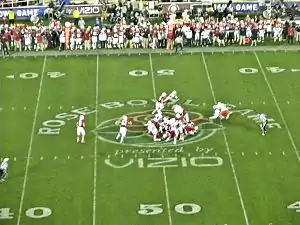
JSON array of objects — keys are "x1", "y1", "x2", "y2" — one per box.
[{"x1": 0, "y1": 13, "x2": 300, "y2": 54}]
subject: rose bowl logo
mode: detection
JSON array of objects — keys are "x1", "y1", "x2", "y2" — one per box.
[{"x1": 92, "y1": 110, "x2": 224, "y2": 147}]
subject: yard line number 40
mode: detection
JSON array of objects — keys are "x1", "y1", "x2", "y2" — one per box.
[
  {"x1": 138, "y1": 203, "x2": 201, "y2": 215},
  {"x1": 288, "y1": 201, "x2": 300, "y2": 212},
  {"x1": 129, "y1": 69, "x2": 175, "y2": 76}
]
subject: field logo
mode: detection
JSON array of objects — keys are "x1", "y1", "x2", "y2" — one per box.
[{"x1": 92, "y1": 110, "x2": 224, "y2": 147}]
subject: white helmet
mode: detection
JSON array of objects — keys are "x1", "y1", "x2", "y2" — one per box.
[
  {"x1": 79, "y1": 115, "x2": 84, "y2": 120},
  {"x1": 3, "y1": 158, "x2": 9, "y2": 163},
  {"x1": 172, "y1": 90, "x2": 177, "y2": 95},
  {"x1": 162, "y1": 92, "x2": 167, "y2": 97},
  {"x1": 122, "y1": 115, "x2": 128, "y2": 120}
]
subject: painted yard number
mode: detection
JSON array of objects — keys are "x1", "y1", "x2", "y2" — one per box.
[
  {"x1": 288, "y1": 201, "x2": 300, "y2": 212},
  {"x1": 0, "y1": 207, "x2": 52, "y2": 219},
  {"x1": 7, "y1": 72, "x2": 66, "y2": 79},
  {"x1": 239, "y1": 67, "x2": 286, "y2": 74},
  {"x1": 129, "y1": 69, "x2": 175, "y2": 77},
  {"x1": 138, "y1": 203, "x2": 201, "y2": 216}
]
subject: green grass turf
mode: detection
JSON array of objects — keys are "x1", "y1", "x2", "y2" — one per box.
[{"x1": 1, "y1": 51, "x2": 300, "y2": 225}]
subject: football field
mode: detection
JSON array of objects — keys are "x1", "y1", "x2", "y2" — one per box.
[{"x1": 1, "y1": 49, "x2": 300, "y2": 225}]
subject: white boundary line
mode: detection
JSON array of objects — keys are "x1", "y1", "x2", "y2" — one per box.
[
  {"x1": 149, "y1": 53, "x2": 173, "y2": 225},
  {"x1": 201, "y1": 53, "x2": 250, "y2": 225},
  {"x1": 254, "y1": 52, "x2": 300, "y2": 161},
  {"x1": 4, "y1": 45, "x2": 300, "y2": 58},
  {"x1": 16, "y1": 55, "x2": 47, "y2": 225},
  {"x1": 93, "y1": 55, "x2": 100, "y2": 225}
]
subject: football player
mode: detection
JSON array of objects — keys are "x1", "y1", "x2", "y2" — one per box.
[
  {"x1": 76, "y1": 115, "x2": 86, "y2": 143},
  {"x1": 0, "y1": 158, "x2": 9, "y2": 182},
  {"x1": 164, "y1": 90, "x2": 179, "y2": 105},
  {"x1": 152, "y1": 92, "x2": 167, "y2": 115},
  {"x1": 257, "y1": 113, "x2": 268, "y2": 136},
  {"x1": 116, "y1": 115, "x2": 132, "y2": 143}
]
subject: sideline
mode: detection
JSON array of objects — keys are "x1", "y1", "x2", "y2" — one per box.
[{"x1": 4, "y1": 45, "x2": 300, "y2": 57}]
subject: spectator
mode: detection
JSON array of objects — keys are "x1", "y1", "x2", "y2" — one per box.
[
  {"x1": 72, "y1": 9, "x2": 80, "y2": 26},
  {"x1": 8, "y1": 9, "x2": 15, "y2": 26}
]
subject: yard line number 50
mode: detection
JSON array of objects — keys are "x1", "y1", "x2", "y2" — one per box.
[{"x1": 138, "y1": 203, "x2": 201, "y2": 216}]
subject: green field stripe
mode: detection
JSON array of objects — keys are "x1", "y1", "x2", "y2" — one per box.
[
  {"x1": 254, "y1": 52, "x2": 300, "y2": 162},
  {"x1": 201, "y1": 52, "x2": 250, "y2": 225},
  {"x1": 92, "y1": 55, "x2": 100, "y2": 225},
  {"x1": 149, "y1": 53, "x2": 173, "y2": 225},
  {"x1": 16, "y1": 56, "x2": 48, "y2": 225}
]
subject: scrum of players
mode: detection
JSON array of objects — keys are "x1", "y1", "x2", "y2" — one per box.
[
  {"x1": 115, "y1": 90, "x2": 236, "y2": 145},
  {"x1": 74, "y1": 90, "x2": 267, "y2": 145}
]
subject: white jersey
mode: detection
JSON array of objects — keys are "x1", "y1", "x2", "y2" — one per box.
[
  {"x1": 120, "y1": 119, "x2": 128, "y2": 127},
  {"x1": 0, "y1": 160, "x2": 8, "y2": 171},
  {"x1": 258, "y1": 114, "x2": 267, "y2": 123},
  {"x1": 146, "y1": 120, "x2": 158, "y2": 134},
  {"x1": 173, "y1": 105, "x2": 183, "y2": 114},
  {"x1": 167, "y1": 91, "x2": 178, "y2": 101},
  {"x1": 77, "y1": 119, "x2": 85, "y2": 127}
]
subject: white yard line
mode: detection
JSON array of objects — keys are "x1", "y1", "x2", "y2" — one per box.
[
  {"x1": 16, "y1": 55, "x2": 47, "y2": 225},
  {"x1": 254, "y1": 52, "x2": 300, "y2": 162},
  {"x1": 149, "y1": 53, "x2": 173, "y2": 225},
  {"x1": 201, "y1": 53, "x2": 250, "y2": 225},
  {"x1": 93, "y1": 55, "x2": 100, "y2": 225}
]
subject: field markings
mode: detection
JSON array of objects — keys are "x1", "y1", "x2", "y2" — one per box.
[
  {"x1": 93, "y1": 55, "x2": 100, "y2": 225},
  {"x1": 254, "y1": 52, "x2": 300, "y2": 162},
  {"x1": 201, "y1": 53, "x2": 250, "y2": 225},
  {"x1": 149, "y1": 53, "x2": 173, "y2": 225},
  {"x1": 16, "y1": 55, "x2": 48, "y2": 225}
]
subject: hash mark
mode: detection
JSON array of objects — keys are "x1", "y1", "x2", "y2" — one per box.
[
  {"x1": 239, "y1": 102, "x2": 241, "y2": 105},
  {"x1": 214, "y1": 152, "x2": 218, "y2": 156},
  {"x1": 40, "y1": 156, "x2": 44, "y2": 160},
  {"x1": 72, "y1": 106, "x2": 75, "y2": 109},
  {"x1": 188, "y1": 153, "x2": 191, "y2": 157},
  {"x1": 241, "y1": 152, "x2": 244, "y2": 156},
  {"x1": 251, "y1": 101, "x2": 253, "y2": 105},
  {"x1": 262, "y1": 101, "x2": 266, "y2": 104},
  {"x1": 134, "y1": 154, "x2": 137, "y2": 158},
  {"x1": 14, "y1": 157, "x2": 17, "y2": 161},
  {"x1": 67, "y1": 156, "x2": 70, "y2": 159},
  {"x1": 12, "y1": 107, "x2": 14, "y2": 110},
  {"x1": 120, "y1": 154, "x2": 124, "y2": 158},
  {"x1": 54, "y1": 156, "x2": 57, "y2": 160},
  {"x1": 81, "y1": 156, "x2": 84, "y2": 159},
  {"x1": 282, "y1": 151, "x2": 286, "y2": 155},
  {"x1": 60, "y1": 106, "x2": 63, "y2": 109},
  {"x1": 202, "y1": 102, "x2": 206, "y2": 106},
  {"x1": 107, "y1": 155, "x2": 111, "y2": 159},
  {"x1": 48, "y1": 106, "x2": 51, "y2": 110},
  {"x1": 24, "y1": 107, "x2": 26, "y2": 110},
  {"x1": 255, "y1": 152, "x2": 258, "y2": 155},
  {"x1": 268, "y1": 152, "x2": 272, "y2": 155},
  {"x1": 287, "y1": 101, "x2": 290, "y2": 104}
]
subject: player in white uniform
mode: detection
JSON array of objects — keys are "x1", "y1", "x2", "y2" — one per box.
[
  {"x1": 116, "y1": 115, "x2": 131, "y2": 143},
  {"x1": 257, "y1": 113, "x2": 268, "y2": 136},
  {"x1": 76, "y1": 115, "x2": 86, "y2": 143},
  {"x1": 152, "y1": 92, "x2": 167, "y2": 115},
  {"x1": 145, "y1": 120, "x2": 161, "y2": 141},
  {"x1": 209, "y1": 102, "x2": 232, "y2": 120},
  {"x1": 0, "y1": 158, "x2": 9, "y2": 182},
  {"x1": 164, "y1": 90, "x2": 179, "y2": 104},
  {"x1": 209, "y1": 105, "x2": 221, "y2": 120}
]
